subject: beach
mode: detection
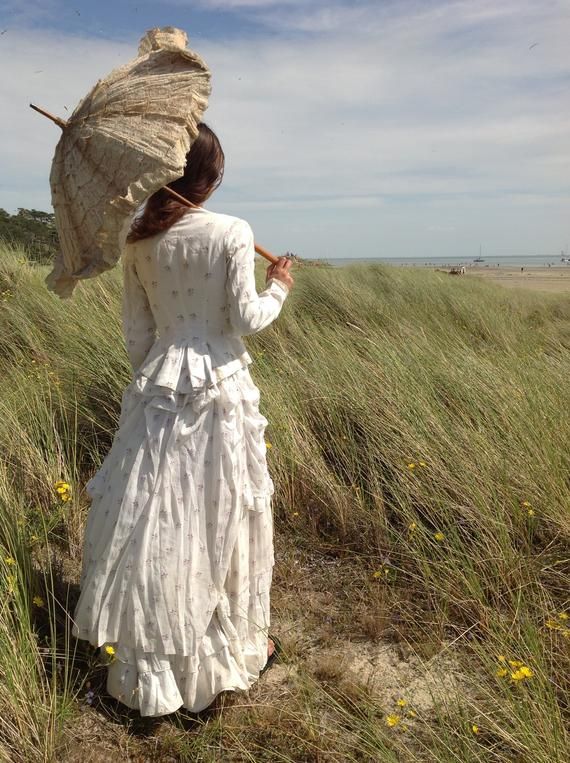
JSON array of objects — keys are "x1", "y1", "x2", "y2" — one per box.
[{"x1": 463, "y1": 265, "x2": 570, "y2": 293}]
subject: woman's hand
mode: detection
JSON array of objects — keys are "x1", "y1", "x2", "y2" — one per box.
[{"x1": 266, "y1": 256, "x2": 294, "y2": 291}]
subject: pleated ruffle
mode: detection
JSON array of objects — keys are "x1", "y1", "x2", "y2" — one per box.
[{"x1": 135, "y1": 335, "x2": 253, "y2": 399}]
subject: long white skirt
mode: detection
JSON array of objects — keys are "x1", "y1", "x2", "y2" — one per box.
[{"x1": 72, "y1": 364, "x2": 275, "y2": 716}]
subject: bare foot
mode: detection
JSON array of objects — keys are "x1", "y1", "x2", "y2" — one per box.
[{"x1": 267, "y1": 638, "x2": 275, "y2": 657}]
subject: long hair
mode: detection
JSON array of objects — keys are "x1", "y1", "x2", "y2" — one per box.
[{"x1": 127, "y1": 123, "x2": 225, "y2": 243}]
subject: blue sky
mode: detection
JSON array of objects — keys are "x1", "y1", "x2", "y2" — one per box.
[
  {"x1": 2, "y1": 0, "x2": 272, "y2": 40},
  {"x1": 1, "y1": 0, "x2": 569, "y2": 259}
]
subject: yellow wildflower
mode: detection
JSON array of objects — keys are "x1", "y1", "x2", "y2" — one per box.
[
  {"x1": 55, "y1": 481, "x2": 72, "y2": 502},
  {"x1": 29, "y1": 534, "x2": 40, "y2": 544},
  {"x1": 558, "y1": 613, "x2": 568, "y2": 621},
  {"x1": 419, "y1": 461, "x2": 427, "y2": 467},
  {"x1": 4, "y1": 556, "x2": 16, "y2": 566},
  {"x1": 496, "y1": 667, "x2": 508, "y2": 678},
  {"x1": 385, "y1": 714, "x2": 401, "y2": 727},
  {"x1": 105, "y1": 645, "x2": 116, "y2": 656},
  {"x1": 265, "y1": 441, "x2": 272, "y2": 449},
  {"x1": 527, "y1": 508, "x2": 535, "y2": 517},
  {"x1": 472, "y1": 724, "x2": 480, "y2": 734},
  {"x1": 407, "y1": 463, "x2": 416, "y2": 470},
  {"x1": 408, "y1": 522, "x2": 417, "y2": 532},
  {"x1": 521, "y1": 501, "x2": 531, "y2": 507},
  {"x1": 510, "y1": 666, "x2": 533, "y2": 681},
  {"x1": 396, "y1": 698, "x2": 407, "y2": 707},
  {"x1": 508, "y1": 659, "x2": 523, "y2": 668},
  {"x1": 434, "y1": 531, "x2": 445, "y2": 541},
  {"x1": 546, "y1": 619, "x2": 561, "y2": 630},
  {"x1": 497, "y1": 655, "x2": 506, "y2": 662},
  {"x1": 292, "y1": 511, "x2": 299, "y2": 517},
  {"x1": 32, "y1": 596, "x2": 45, "y2": 607}
]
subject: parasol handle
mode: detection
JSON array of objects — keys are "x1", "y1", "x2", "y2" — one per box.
[
  {"x1": 163, "y1": 186, "x2": 280, "y2": 265},
  {"x1": 30, "y1": 103, "x2": 281, "y2": 266}
]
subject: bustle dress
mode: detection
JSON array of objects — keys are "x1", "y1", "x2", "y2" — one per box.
[{"x1": 71, "y1": 207, "x2": 289, "y2": 715}]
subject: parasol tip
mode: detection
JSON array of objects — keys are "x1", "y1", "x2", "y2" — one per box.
[
  {"x1": 138, "y1": 27, "x2": 188, "y2": 56},
  {"x1": 30, "y1": 103, "x2": 66, "y2": 129}
]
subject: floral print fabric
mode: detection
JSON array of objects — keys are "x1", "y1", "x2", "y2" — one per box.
[{"x1": 71, "y1": 208, "x2": 288, "y2": 715}]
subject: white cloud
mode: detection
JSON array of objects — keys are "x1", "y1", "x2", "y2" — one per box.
[
  {"x1": 0, "y1": 29, "x2": 131, "y2": 210},
  {"x1": 1, "y1": 0, "x2": 569, "y2": 258}
]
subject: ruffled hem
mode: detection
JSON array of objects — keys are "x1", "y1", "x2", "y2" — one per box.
[
  {"x1": 105, "y1": 630, "x2": 268, "y2": 715},
  {"x1": 107, "y1": 637, "x2": 267, "y2": 716}
]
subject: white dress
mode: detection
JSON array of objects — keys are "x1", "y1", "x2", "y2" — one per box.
[{"x1": 71, "y1": 207, "x2": 289, "y2": 716}]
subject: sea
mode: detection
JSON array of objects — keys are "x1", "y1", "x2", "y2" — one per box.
[{"x1": 318, "y1": 255, "x2": 569, "y2": 269}]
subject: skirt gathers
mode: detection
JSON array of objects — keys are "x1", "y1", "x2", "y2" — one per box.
[{"x1": 72, "y1": 364, "x2": 275, "y2": 716}]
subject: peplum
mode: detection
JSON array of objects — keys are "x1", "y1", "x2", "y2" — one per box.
[{"x1": 134, "y1": 333, "x2": 254, "y2": 411}]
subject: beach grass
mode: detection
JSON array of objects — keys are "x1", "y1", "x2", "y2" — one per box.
[{"x1": 0, "y1": 241, "x2": 568, "y2": 761}]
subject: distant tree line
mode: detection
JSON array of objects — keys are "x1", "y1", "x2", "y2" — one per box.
[{"x1": 0, "y1": 208, "x2": 59, "y2": 264}]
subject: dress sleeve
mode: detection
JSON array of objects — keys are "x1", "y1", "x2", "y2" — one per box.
[
  {"x1": 121, "y1": 249, "x2": 157, "y2": 372},
  {"x1": 224, "y1": 218, "x2": 289, "y2": 336}
]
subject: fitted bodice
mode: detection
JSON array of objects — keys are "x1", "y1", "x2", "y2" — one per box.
[
  {"x1": 121, "y1": 207, "x2": 289, "y2": 401},
  {"x1": 133, "y1": 212, "x2": 238, "y2": 340}
]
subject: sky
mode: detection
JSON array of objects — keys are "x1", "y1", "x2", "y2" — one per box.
[{"x1": 0, "y1": 0, "x2": 569, "y2": 260}]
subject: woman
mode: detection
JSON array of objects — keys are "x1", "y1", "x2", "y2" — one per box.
[{"x1": 71, "y1": 123, "x2": 294, "y2": 716}]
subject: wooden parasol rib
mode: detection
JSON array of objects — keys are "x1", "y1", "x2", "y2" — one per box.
[{"x1": 31, "y1": 103, "x2": 280, "y2": 265}]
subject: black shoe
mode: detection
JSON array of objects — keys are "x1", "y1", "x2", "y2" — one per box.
[{"x1": 260, "y1": 633, "x2": 282, "y2": 676}]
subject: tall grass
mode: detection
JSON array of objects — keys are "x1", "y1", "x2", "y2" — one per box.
[{"x1": 0, "y1": 242, "x2": 567, "y2": 761}]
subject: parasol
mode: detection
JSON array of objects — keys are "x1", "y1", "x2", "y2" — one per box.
[{"x1": 31, "y1": 26, "x2": 279, "y2": 300}]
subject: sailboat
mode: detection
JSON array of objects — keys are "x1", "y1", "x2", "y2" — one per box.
[{"x1": 473, "y1": 244, "x2": 485, "y2": 263}]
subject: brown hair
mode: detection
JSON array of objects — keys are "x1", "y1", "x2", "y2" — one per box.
[{"x1": 126, "y1": 122, "x2": 225, "y2": 243}]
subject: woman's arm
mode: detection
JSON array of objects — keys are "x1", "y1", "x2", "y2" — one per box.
[
  {"x1": 121, "y1": 249, "x2": 157, "y2": 372},
  {"x1": 225, "y1": 218, "x2": 289, "y2": 336}
]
